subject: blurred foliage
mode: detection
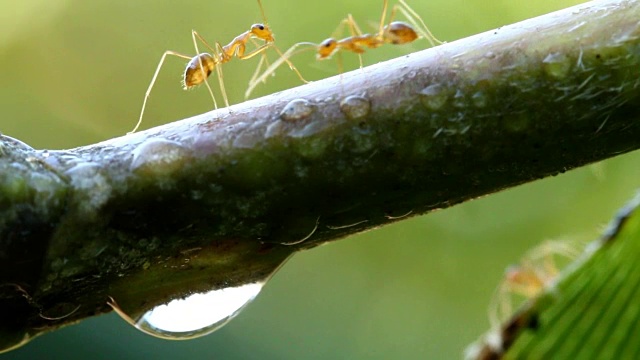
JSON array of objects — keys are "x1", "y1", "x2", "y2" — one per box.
[
  {"x1": 2, "y1": 0, "x2": 639, "y2": 359},
  {"x1": 497, "y1": 196, "x2": 640, "y2": 359}
]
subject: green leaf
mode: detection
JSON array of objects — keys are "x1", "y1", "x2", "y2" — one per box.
[{"x1": 468, "y1": 195, "x2": 640, "y2": 359}]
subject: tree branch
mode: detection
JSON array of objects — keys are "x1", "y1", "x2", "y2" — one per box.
[{"x1": 1, "y1": 0, "x2": 639, "y2": 352}]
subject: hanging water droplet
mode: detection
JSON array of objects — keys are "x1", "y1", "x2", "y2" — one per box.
[{"x1": 111, "y1": 282, "x2": 264, "y2": 340}]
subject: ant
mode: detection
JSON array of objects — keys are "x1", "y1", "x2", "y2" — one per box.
[
  {"x1": 244, "y1": 0, "x2": 442, "y2": 99},
  {"x1": 130, "y1": 0, "x2": 307, "y2": 134},
  {"x1": 488, "y1": 240, "x2": 583, "y2": 329}
]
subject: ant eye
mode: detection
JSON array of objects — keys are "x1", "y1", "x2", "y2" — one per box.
[{"x1": 258, "y1": 25, "x2": 265, "y2": 30}]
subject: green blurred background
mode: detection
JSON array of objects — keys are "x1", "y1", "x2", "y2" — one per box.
[{"x1": 2, "y1": 0, "x2": 637, "y2": 358}]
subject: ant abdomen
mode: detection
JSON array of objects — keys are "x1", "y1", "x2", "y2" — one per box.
[
  {"x1": 183, "y1": 53, "x2": 216, "y2": 89},
  {"x1": 383, "y1": 21, "x2": 418, "y2": 44}
]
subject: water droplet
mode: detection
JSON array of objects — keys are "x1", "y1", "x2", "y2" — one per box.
[
  {"x1": 130, "y1": 139, "x2": 191, "y2": 175},
  {"x1": 113, "y1": 283, "x2": 264, "y2": 340},
  {"x1": 406, "y1": 70, "x2": 418, "y2": 79},
  {"x1": 419, "y1": 84, "x2": 448, "y2": 110},
  {"x1": 340, "y1": 96, "x2": 371, "y2": 120},
  {"x1": 542, "y1": 53, "x2": 571, "y2": 79},
  {"x1": 280, "y1": 99, "x2": 315, "y2": 121}
]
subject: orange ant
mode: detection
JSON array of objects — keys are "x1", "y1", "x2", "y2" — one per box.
[
  {"x1": 488, "y1": 240, "x2": 582, "y2": 329},
  {"x1": 130, "y1": 0, "x2": 307, "y2": 134},
  {"x1": 244, "y1": 0, "x2": 442, "y2": 99}
]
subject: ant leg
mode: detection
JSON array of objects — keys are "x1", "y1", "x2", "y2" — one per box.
[
  {"x1": 191, "y1": 30, "x2": 222, "y2": 108},
  {"x1": 244, "y1": 42, "x2": 315, "y2": 99},
  {"x1": 395, "y1": 0, "x2": 443, "y2": 46},
  {"x1": 488, "y1": 281, "x2": 508, "y2": 329},
  {"x1": 246, "y1": 38, "x2": 272, "y2": 96},
  {"x1": 131, "y1": 50, "x2": 193, "y2": 134},
  {"x1": 336, "y1": 52, "x2": 346, "y2": 95},
  {"x1": 329, "y1": 16, "x2": 349, "y2": 40},
  {"x1": 236, "y1": 43, "x2": 270, "y2": 60},
  {"x1": 379, "y1": 0, "x2": 390, "y2": 38},
  {"x1": 332, "y1": 13, "x2": 363, "y2": 38},
  {"x1": 251, "y1": 0, "x2": 306, "y2": 86},
  {"x1": 248, "y1": 54, "x2": 267, "y2": 92},
  {"x1": 328, "y1": 14, "x2": 366, "y2": 70},
  {"x1": 344, "y1": 14, "x2": 365, "y2": 68},
  {"x1": 347, "y1": 14, "x2": 364, "y2": 36},
  {"x1": 191, "y1": 29, "x2": 220, "y2": 54},
  {"x1": 528, "y1": 240, "x2": 580, "y2": 264},
  {"x1": 213, "y1": 42, "x2": 230, "y2": 108},
  {"x1": 234, "y1": 37, "x2": 307, "y2": 84},
  {"x1": 272, "y1": 44, "x2": 308, "y2": 83},
  {"x1": 257, "y1": 0, "x2": 269, "y2": 25},
  {"x1": 251, "y1": 37, "x2": 273, "y2": 70}
]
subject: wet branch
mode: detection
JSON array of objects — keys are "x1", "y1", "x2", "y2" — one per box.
[{"x1": 1, "y1": 0, "x2": 639, "y2": 352}]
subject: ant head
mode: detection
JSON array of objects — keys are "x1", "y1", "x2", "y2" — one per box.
[
  {"x1": 251, "y1": 23, "x2": 274, "y2": 42},
  {"x1": 383, "y1": 21, "x2": 419, "y2": 45},
  {"x1": 317, "y1": 38, "x2": 337, "y2": 59}
]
